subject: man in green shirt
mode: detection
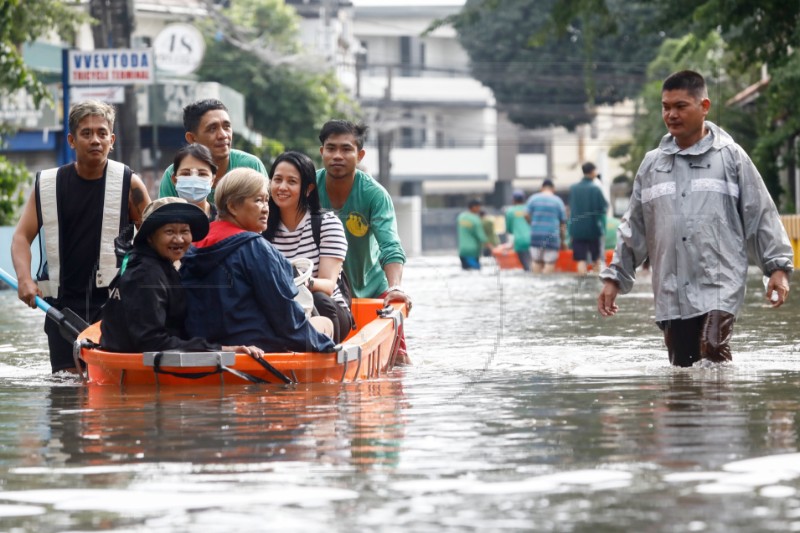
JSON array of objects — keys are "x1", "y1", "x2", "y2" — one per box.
[
  {"x1": 503, "y1": 190, "x2": 532, "y2": 270},
  {"x1": 158, "y1": 99, "x2": 266, "y2": 204},
  {"x1": 316, "y1": 120, "x2": 411, "y2": 364},
  {"x1": 458, "y1": 199, "x2": 488, "y2": 270},
  {"x1": 316, "y1": 120, "x2": 411, "y2": 304}
]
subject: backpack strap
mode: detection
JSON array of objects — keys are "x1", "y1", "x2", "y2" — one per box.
[{"x1": 311, "y1": 212, "x2": 322, "y2": 249}]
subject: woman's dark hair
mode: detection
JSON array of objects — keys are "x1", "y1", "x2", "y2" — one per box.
[
  {"x1": 265, "y1": 151, "x2": 321, "y2": 241},
  {"x1": 172, "y1": 143, "x2": 217, "y2": 176}
]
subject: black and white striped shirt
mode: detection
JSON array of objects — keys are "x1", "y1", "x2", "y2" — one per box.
[{"x1": 270, "y1": 211, "x2": 349, "y2": 307}]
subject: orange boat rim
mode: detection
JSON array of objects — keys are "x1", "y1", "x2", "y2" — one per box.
[{"x1": 75, "y1": 299, "x2": 407, "y2": 386}]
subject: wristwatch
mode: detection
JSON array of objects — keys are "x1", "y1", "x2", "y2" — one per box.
[{"x1": 386, "y1": 285, "x2": 406, "y2": 295}]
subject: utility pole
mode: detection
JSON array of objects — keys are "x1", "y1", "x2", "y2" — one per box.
[
  {"x1": 89, "y1": 0, "x2": 141, "y2": 173},
  {"x1": 376, "y1": 66, "x2": 394, "y2": 190}
]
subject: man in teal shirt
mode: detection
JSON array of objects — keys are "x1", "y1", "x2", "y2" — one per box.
[
  {"x1": 159, "y1": 99, "x2": 266, "y2": 203},
  {"x1": 458, "y1": 199, "x2": 488, "y2": 270},
  {"x1": 569, "y1": 162, "x2": 608, "y2": 274},
  {"x1": 503, "y1": 190, "x2": 532, "y2": 270}
]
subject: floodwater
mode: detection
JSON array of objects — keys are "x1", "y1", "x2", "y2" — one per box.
[{"x1": 1, "y1": 256, "x2": 799, "y2": 532}]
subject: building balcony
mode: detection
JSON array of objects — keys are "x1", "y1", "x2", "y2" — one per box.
[
  {"x1": 358, "y1": 69, "x2": 494, "y2": 107},
  {"x1": 361, "y1": 146, "x2": 496, "y2": 183}
]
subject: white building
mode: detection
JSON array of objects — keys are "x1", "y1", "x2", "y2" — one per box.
[{"x1": 291, "y1": 0, "x2": 635, "y2": 207}]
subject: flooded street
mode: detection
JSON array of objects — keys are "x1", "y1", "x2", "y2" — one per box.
[{"x1": 1, "y1": 255, "x2": 800, "y2": 532}]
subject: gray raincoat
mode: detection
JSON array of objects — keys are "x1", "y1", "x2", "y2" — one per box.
[{"x1": 600, "y1": 122, "x2": 793, "y2": 321}]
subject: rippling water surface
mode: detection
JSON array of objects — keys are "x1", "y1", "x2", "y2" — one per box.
[{"x1": 1, "y1": 256, "x2": 799, "y2": 532}]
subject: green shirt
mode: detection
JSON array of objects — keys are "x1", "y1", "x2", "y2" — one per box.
[
  {"x1": 316, "y1": 168, "x2": 406, "y2": 298},
  {"x1": 504, "y1": 204, "x2": 531, "y2": 252},
  {"x1": 158, "y1": 149, "x2": 267, "y2": 204},
  {"x1": 458, "y1": 210, "x2": 487, "y2": 258},
  {"x1": 605, "y1": 216, "x2": 620, "y2": 250}
]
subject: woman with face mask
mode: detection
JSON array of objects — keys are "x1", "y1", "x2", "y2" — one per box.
[{"x1": 171, "y1": 144, "x2": 216, "y2": 220}]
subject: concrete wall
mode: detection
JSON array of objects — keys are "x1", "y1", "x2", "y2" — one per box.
[{"x1": 394, "y1": 196, "x2": 422, "y2": 257}]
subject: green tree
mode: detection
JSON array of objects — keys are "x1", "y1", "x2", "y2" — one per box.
[
  {"x1": 1, "y1": 0, "x2": 88, "y2": 224},
  {"x1": 198, "y1": 0, "x2": 358, "y2": 160},
  {"x1": 0, "y1": 0, "x2": 85, "y2": 108},
  {"x1": 0, "y1": 156, "x2": 29, "y2": 226},
  {"x1": 646, "y1": 0, "x2": 800, "y2": 206},
  {"x1": 646, "y1": 0, "x2": 799, "y2": 70},
  {"x1": 439, "y1": 0, "x2": 668, "y2": 131}
]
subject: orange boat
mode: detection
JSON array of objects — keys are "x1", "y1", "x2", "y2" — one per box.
[
  {"x1": 77, "y1": 299, "x2": 406, "y2": 386},
  {"x1": 492, "y1": 248, "x2": 614, "y2": 272}
]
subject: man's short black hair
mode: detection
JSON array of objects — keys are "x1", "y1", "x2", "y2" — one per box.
[
  {"x1": 581, "y1": 162, "x2": 596, "y2": 175},
  {"x1": 319, "y1": 120, "x2": 369, "y2": 150},
  {"x1": 183, "y1": 99, "x2": 228, "y2": 133},
  {"x1": 662, "y1": 70, "x2": 708, "y2": 100}
]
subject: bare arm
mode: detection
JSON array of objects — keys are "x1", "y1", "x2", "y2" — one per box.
[
  {"x1": 11, "y1": 190, "x2": 42, "y2": 308},
  {"x1": 382, "y1": 262, "x2": 412, "y2": 314},
  {"x1": 312, "y1": 256, "x2": 343, "y2": 296},
  {"x1": 128, "y1": 174, "x2": 151, "y2": 229}
]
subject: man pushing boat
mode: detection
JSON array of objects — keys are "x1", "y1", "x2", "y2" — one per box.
[{"x1": 11, "y1": 100, "x2": 151, "y2": 374}]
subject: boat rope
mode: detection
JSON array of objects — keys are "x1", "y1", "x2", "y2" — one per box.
[
  {"x1": 72, "y1": 338, "x2": 96, "y2": 384},
  {"x1": 150, "y1": 352, "x2": 270, "y2": 384}
]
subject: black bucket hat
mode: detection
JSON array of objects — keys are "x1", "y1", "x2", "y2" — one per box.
[{"x1": 134, "y1": 197, "x2": 209, "y2": 245}]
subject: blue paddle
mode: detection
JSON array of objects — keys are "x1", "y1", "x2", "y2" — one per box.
[{"x1": 0, "y1": 266, "x2": 90, "y2": 343}]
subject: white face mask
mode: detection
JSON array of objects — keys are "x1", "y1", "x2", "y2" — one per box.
[{"x1": 176, "y1": 175, "x2": 212, "y2": 203}]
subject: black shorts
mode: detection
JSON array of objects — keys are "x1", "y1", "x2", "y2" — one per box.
[{"x1": 572, "y1": 239, "x2": 602, "y2": 262}]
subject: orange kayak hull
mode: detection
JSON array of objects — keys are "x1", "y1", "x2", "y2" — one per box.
[
  {"x1": 492, "y1": 248, "x2": 614, "y2": 272},
  {"x1": 79, "y1": 299, "x2": 406, "y2": 386}
]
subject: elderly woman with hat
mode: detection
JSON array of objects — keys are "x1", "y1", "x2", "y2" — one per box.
[{"x1": 100, "y1": 197, "x2": 263, "y2": 356}]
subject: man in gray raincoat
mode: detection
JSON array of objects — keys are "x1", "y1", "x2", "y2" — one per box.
[{"x1": 597, "y1": 70, "x2": 793, "y2": 367}]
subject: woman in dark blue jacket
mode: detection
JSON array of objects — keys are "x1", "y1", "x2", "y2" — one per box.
[{"x1": 180, "y1": 168, "x2": 335, "y2": 353}]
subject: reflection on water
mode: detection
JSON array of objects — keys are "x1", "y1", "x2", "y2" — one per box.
[{"x1": 0, "y1": 257, "x2": 799, "y2": 532}]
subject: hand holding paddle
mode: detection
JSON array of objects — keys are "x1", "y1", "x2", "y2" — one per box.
[{"x1": 0, "y1": 267, "x2": 90, "y2": 343}]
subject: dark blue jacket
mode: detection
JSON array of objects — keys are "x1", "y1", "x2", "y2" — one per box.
[{"x1": 180, "y1": 231, "x2": 335, "y2": 353}]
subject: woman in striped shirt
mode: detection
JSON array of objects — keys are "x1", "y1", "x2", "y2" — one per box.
[{"x1": 264, "y1": 151, "x2": 353, "y2": 343}]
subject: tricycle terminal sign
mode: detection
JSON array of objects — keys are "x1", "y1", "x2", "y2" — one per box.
[{"x1": 68, "y1": 49, "x2": 154, "y2": 85}]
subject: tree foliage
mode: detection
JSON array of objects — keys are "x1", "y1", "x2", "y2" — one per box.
[
  {"x1": 635, "y1": 0, "x2": 800, "y2": 206},
  {"x1": 0, "y1": 0, "x2": 86, "y2": 224},
  {"x1": 445, "y1": 0, "x2": 668, "y2": 131},
  {"x1": 0, "y1": 0, "x2": 86, "y2": 106},
  {"x1": 197, "y1": 0, "x2": 358, "y2": 160},
  {"x1": 0, "y1": 156, "x2": 30, "y2": 226},
  {"x1": 646, "y1": 0, "x2": 800, "y2": 70}
]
